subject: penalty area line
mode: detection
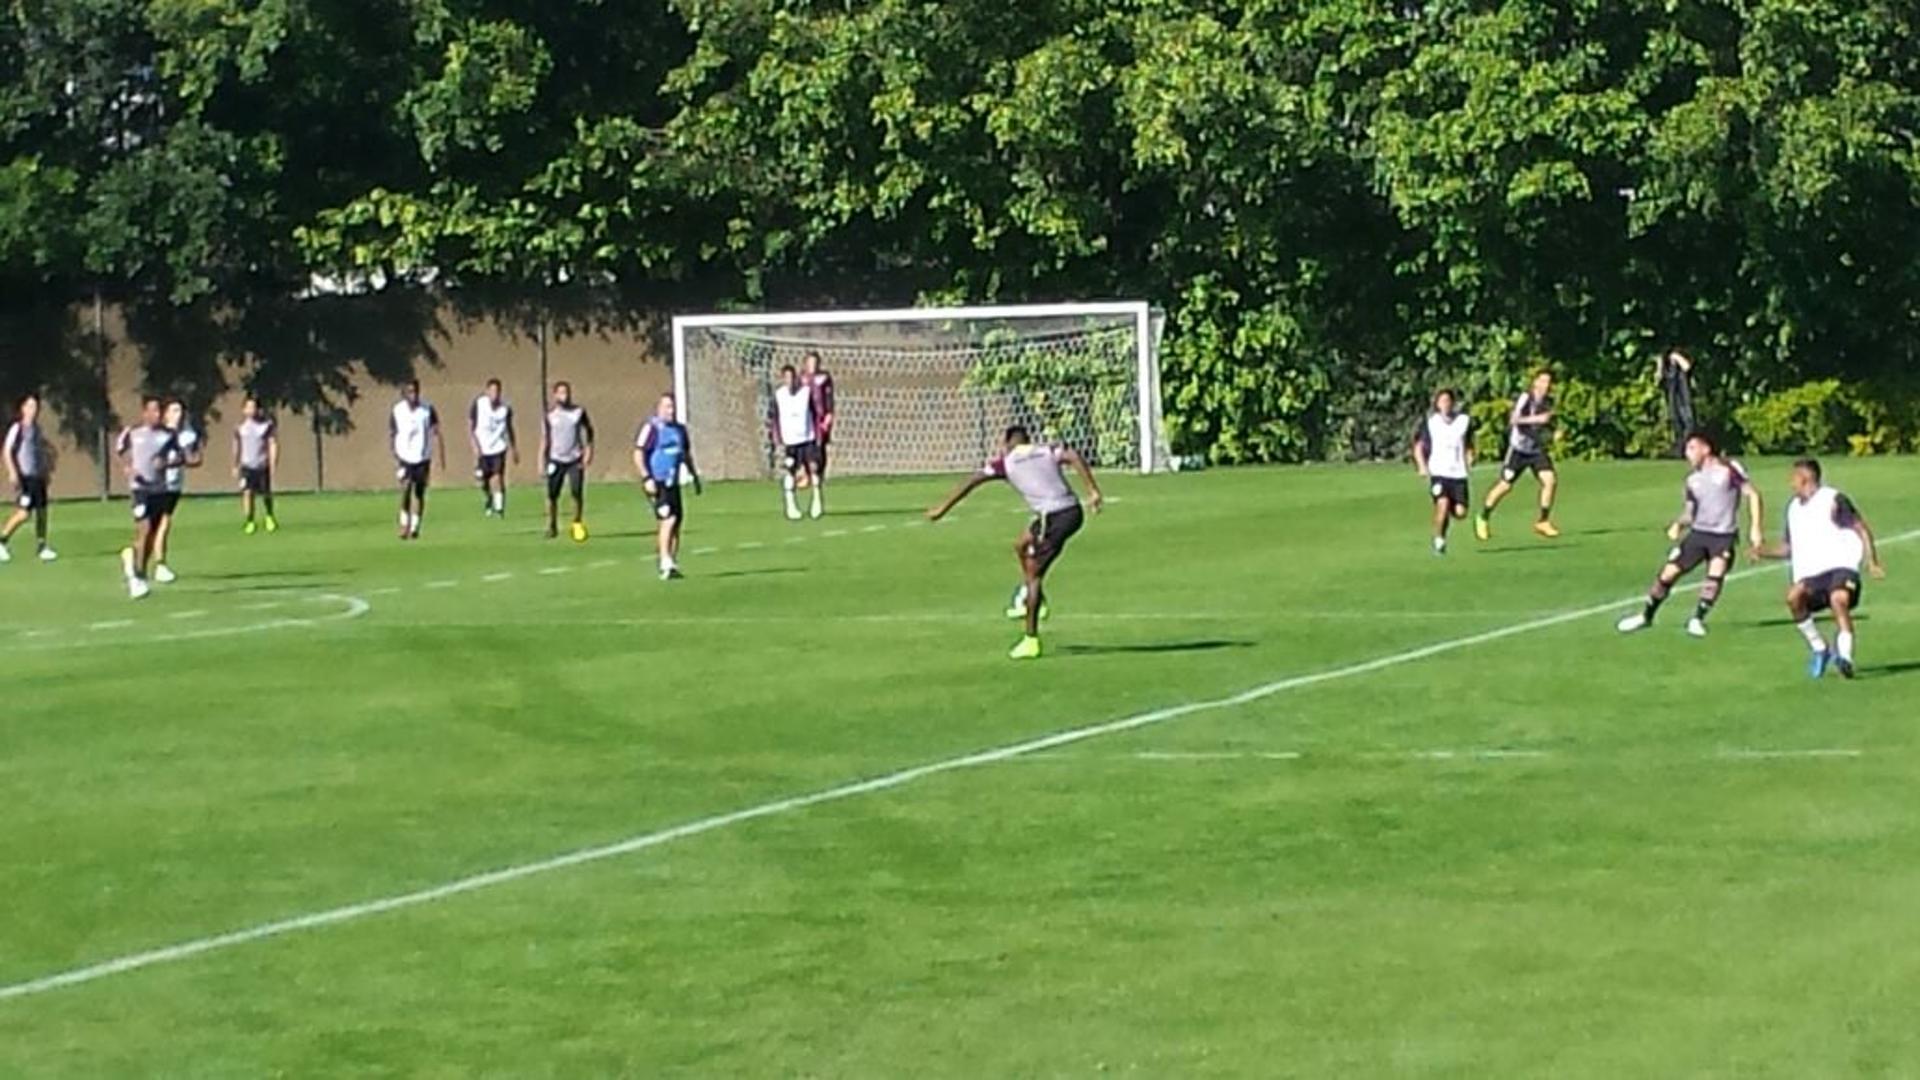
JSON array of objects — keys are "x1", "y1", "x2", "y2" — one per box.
[{"x1": 2, "y1": 529, "x2": 1914, "y2": 1004}]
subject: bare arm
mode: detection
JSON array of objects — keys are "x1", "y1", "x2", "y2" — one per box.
[
  {"x1": 1852, "y1": 509, "x2": 1886, "y2": 578},
  {"x1": 1059, "y1": 448, "x2": 1104, "y2": 513},
  {"x1": 230, "y1": 429, "x2": 242, "y2": 476},
  {"x1": 1743, "y1": 486, "x2": 1765, "y2": 550},
  {"x1": 1411, "y1": 435, "x2": 1429, "y2": 476},
  {"x1": 927, "y1": 473, "x2": 992, "y2": 521},
  {"x1": 433, "y1": 418, "x2": 447, "y2": 471},
  {"x1": 268, "y1": 432, "x2": 280, "y2": 473},
  {"x1": 4, "y1": 428, "x2": 19, "y2": 485}
]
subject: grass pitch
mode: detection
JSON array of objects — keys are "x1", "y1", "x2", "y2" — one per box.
[{"x1": 3, "y1": 458, "x2": 1919, "y2": 1075}]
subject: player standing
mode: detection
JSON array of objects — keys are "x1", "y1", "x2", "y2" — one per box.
[
  {"x1": 1412, "y1": 388, "x2": 1474, "y2": 555},
  {"x1": 148, "y1": 399, "x2": 203, "y2": 583},
  {"x1": 1755, "y1": 458, "x2": 1886, "y2": 679},
  {"x1": 115, "y1": 396, "x2": 183, "y2": 599},
  {"x1": 802, "y1": 350, "x2": 836, "y2": 484},
  {"x1": 1475, "y1": 370, "x2": 1561, "y2": 540},
  {"x1": 768, "y1": 364, "x2": 824, "y2": 520},
  {"x1": 1615, "y1": 432, "x2": 1763, "y2": 638},
  {"x1": 926, "y1": 425, "x2": 1104, "y2": 661},
  {"x1": 233, "y1": 396, "x2": 279, "y2": 535},
  {"x1": 0, "y1": 392, "x2": 57, "y2": 563},
  {"x1": 390, "y1": 379, "x2": 445, "y2": 540},
  {"x1": 634, "y1": 392, "x2": 702, "y2": 580},
  {"x1": 539, "y1": 381, "x2": 594, "y2": 540},
  {"x1": 469, "y1": 377, "x2": 517, "y2": 517}
]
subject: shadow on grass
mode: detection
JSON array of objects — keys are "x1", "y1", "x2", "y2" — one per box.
[
  {"x1": 1476, "y1": 543, "x2": 1578, "y2": 555},
  {"x1": 207, "y1": 581, "x2": 345, "y2": 594},
  {"x1": 1752, "y1": 615, "x2": 1873, "y2": 628},
  {"x1": 195, "y1": 569, "x2": 330, "y2": 581},
  {"x1": 1058, "y1": 640, "x2": 1255, "y2": 657},
  {"x1": 1861, "y1": 659, "x2": 1920, "y2": 679},
  {"x1": 706, "y1": 567, "x2": 808, "y2": 580}
]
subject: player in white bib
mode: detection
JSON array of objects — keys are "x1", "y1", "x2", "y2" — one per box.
[
  {"x1": 1756, "y1": 458, "x2": 1886, "y2": 679},
  {"x1": 468, "y1": 377, "x2": 518, "y2": 517},
  {"x1": 1412, "y1": 388, "x2": 1475, "y2": 555},
  {"x1": 767, "y1": 364, "x2": 823, "y2": 520},
  {"x1": 390, "y1": 379, "x2": 446, "y2": 540},
  {"x1": 149, "y1": 398, "x2": 204, "y2": 584}
]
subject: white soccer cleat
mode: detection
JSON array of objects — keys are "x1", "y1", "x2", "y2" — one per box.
[
  {"x1": 37, "y1": 547, "x2": 57, "y2": 562},
  {"x1": 153, "y1": 563, "x2": 177, "y2": 584},
  {"x1": 0, "y1": 542, "x2": 10, "y2": 563},
  {"x1": 1685, "y1": 617, "x2": 1709, "y2": 638},
  {"x1": 1615, "y1": 613, "x2": 1648, "y2": 634},
  {"x1": 784, "y1": 504, "x2": 802, "y2": 521},
  {"x1": 128, "y1": 577, "x2": 151, "y2": 600},
  {"x1": 809, "y1": 500, "x2": 823, "y2": 520}
]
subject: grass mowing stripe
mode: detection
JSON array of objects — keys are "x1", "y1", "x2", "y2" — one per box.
[{"x1": 2, "y1": 529, "x2": 1913, "y2": 1005}]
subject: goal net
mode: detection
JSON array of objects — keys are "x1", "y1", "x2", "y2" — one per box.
[{"x1": 672, "y1": 302, "x2": 1166, "y2": 481}]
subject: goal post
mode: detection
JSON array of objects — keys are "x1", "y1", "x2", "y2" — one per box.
[{"x1": 671, "y1": 302, "x2": 1167, "y2": 482}]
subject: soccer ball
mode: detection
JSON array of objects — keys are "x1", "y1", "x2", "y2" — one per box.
[{"x1": 570, "y1": 521, "x2": 589, "y2": 544}]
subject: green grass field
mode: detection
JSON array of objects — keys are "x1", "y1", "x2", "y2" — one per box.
[{"x1": 3, "y1": 458, "x2": 1919, "y2": 1076}]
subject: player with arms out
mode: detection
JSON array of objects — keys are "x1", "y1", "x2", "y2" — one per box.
[
  {"x1": 390, "y1": 379, "x2": 446, "y2": 540},
  {"x1": 802, "y1": 350, "x2": 835, "y2": 485},
  {"x1": 469, "y1": 377, "x2": 518, "y2": 517},
  {"x1": 927, "y1": 425, "x2": 1104, "y2": 661},
  {"x1": 540, "y1": 381, "x2": 595, "y2": 541},
  {"x1": 1412, "y1": 388, "x2": 1474, "y2": 555},
  {"x1": 1476, "y1": 370, "x2": 1561, "y2": 540},
  {"x1": 1615, "y1": 432, "x2": 1763, "y2": 638},
  {"x1": 114, "y1": 396, "x2": 183, "y2": 599},
  {"x1": 232, "y1": 396, "x2": 279, "y2": 534},
  {"x1": 1754, "y1": 458, "x2": 1886, "y2": 679},
  {"x1": 1, "y1": 392, "x2": 57, "y2": 563},
  {"x1": 635, "y1": 393, "x2": 702, "y2": 580},
  {"x1": 768, "y1": 364, "x2": 824, "y2": 520}
]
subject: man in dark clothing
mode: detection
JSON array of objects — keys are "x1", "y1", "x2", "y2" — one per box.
[{"x1": 1658, "y1": 349, "x2": 1696, "y2": 458}]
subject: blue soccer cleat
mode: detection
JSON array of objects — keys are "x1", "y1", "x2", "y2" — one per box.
[{"x1": 1809, "y1": 650, "x2": 1832, "y2": 680}]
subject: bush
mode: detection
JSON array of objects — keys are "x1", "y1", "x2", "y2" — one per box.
[{"x1": 1733, "y1": 380, "x2": 1872, "y2": 455}]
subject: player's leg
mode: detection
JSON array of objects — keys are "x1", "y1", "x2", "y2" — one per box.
[
  {"x1": 32, "y1": 498, "x2": 50, "y2": 558},
  {"x1": 1008, "y1": 530, "x2": 1044, "y2": 657},
  {"x1": 1831, "y1": 583, "x2": 1859, "y2": 678},
  {"x1": 152, "y1": 507, "x2": 176, "y2": 582},
  {"x1": 543, "y1": 464, "x2": 562, "y2": 538},
  {"x1": 261, "y1": 469, "x2": 277, "y2": 531},
  {"x1": 1620, "y1": 553, "x2": 1688, "y2": 633},
  {"x1": 397, "y1": 472, "x2": 414, "y2": 538},
  {"x1": 1532, "y1": 467, "x2": 1560, "y2": 538},
  {"x1": 806, "y1": 448, "x2": 824, "y2": 519},
  {"x1": 0, "y1": 503, "x2": 26, "y2": 548},
  {"x1": 241, "y1": 480, "x2": 256, "y2": 532},
  {"x1": 1787, "y1": 580, "x2": 1831, "y2": 677},
  {"x1": 1686, "y1": 552, "x2": 1732, "y2": 637},
  {"x1": 1476, "y1": 464, "x2": 1516, "y2": 540},
  {"x1": 781, "y1": 450, "x2": 802, "y2": 520},
  {"x1": 412, "y1": 471, "x2": 428, "y2": 537},
  {"x1": 569, "y1": 464, "x2": 585, "y2": 525},
  {"x1": 477, "y1": 457, "x2": 493, "y2": 514},
  {"x1": 127, "y1": 514, "x2": 156, "y2": 597}
]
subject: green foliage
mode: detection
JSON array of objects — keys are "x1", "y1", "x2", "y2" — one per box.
[{"x1": 1732, "y1": 380, "x2": 1920, "y2": 457}]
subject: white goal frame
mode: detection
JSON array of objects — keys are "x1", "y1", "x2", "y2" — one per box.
[{"x1": 671, "y1": 300, "x2": 1163, "y2": 476}]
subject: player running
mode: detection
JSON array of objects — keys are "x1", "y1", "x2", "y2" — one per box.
[
  {"x1": 469, "y1": 377, "x2": 517, "y2": 517},
  {"x1": 635, "y1": 392, "x2": 702, "y2": 580},
  {"x1": 390, "y1": 379, "x2": 445, "y2": 540},
  {"x1": 115, "y1": 396, "x2": 184, "y2": 599},
  {"x1": 768, "y1": 364, "x2": 823, "y2": 520},
  {"x1": 1412, "y1": 388, "x2": 1474, "y2": 555},
  {"x1": 802, "y1": 350, "x2": 836, "y2": 483},
  {"x1": 148, "y1": 399, "x2": 204, "y2": 583},
  {"x1": 1615, "y1": 432, "x2": 1763, "y2": 638},
  {"x1": 1475, "y1": 370, "x2": 1561, "y2": 540},
  {"x1": 1755, "y1": 458, "x2": 1886, "y2": 679},
  {"x1": 540, "y1": 381, "x2": 594, "y2": 541},
  {"x1": 1, "y1": 392, "x2": 57, "y2": 563},
  {"x1": 233, "y1": 396, "x2": 279, "y2": 535},
  {"x1": 926, "y1": 425, "x2": 1105, "y2": 661}
]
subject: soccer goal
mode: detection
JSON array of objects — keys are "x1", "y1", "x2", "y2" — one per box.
[{"x1": 671, "y1": 302, "x2": 1167, "y2": 481}]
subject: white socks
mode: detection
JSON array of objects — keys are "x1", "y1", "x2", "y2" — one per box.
[
  {"x1": 1796, "y1": 618, "x2": 1828, "y2": 654},
  {"x1": 491, "y1": 492, "x2": 504, "y2": 512},
  {"x1": 1837, "y1": 630, "x2": 1855, "y2": 662}
]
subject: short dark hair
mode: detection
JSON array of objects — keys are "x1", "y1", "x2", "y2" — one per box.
[
  {"x1": 1684, "y1": 430, "x2": 1717, "y2": 454},
  {"x1": 243, "y1": 394, "x2": 259, "y2": 407},
  {"x1": 1434, "y1": 387, "x2": 1455, "y2": 404},
  {"x1": 141, "y1": 394, "x2": 162, "y2": 410},
  {"x1": 404, "y1": 379, "x2": 420, "y2": 392},
  {"x1": 17, "y1": 391, "x2": 38, "y2": 409},
  {"x1": 1794, "y1": 457, "x2": 1823, "y2": 483},
  {"x1": 802, "y1": 350, "x2": 821, "y2": 363},
  {"x1": 485, "y1": 377, "x2": 501, "y2": 390},
  {"x1": 552, "y1": 380, "x2": 570, "y2": 393},
  {"x1": 779, "y1": 364, "x2": 797, "y2": 376},
  {"x1": 1004, "y1": 424, "x2": 1031, "y2": 444}
]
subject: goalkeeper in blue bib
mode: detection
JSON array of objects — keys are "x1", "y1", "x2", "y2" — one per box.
[{"x1": 634, "y1": 393, "x2": 702, "y2": 580}]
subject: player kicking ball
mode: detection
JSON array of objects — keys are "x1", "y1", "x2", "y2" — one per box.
[
  {"x1": 1412, "y1": 388, "x2": 1474, "y2": 555},
  {"x1": 1616, "y1": 432, "x2": 1762, "y2": 638},
  {"x1": 768, "y1": 364, "x2": 824, "y2": 520},
  {"x1": 233, "y1": 396, "x2": 279, "y2": 534},
  {"x1": 1, "y1": 392, "x2": 57, "y2": 564},
  {"x1": 635, "y1": 393, "x2": 702, "y2": 580},
  {"x1": 1476, "y1": 369, "x2": 1561, "y2": 540},
  {"x1": 539, "y1": 381, "x2": 594, "y2": 541},
  {"x1": 1754, "y1": 458, "x2": 1886, "y2": 679},
  {"x1": 927, "y1": 425, "x2": 1104, "y2": 661}
]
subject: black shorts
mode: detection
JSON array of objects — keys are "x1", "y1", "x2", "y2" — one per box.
[
  {"x1": 781, "y1": 442, "x2": 819, "y2": 474},
  {"x1": 1428, "y1": 476, "x2": 1469, "y2": 507},
  {"x1": 476, "y1": 453, "x2": 506, "y2": 480},
  {"x1": 1501, "y1": 450, "x2": 1554, "y2": 483},
  {"x1": 648, "y1": 482, "x2": 684, "y2": 522},
  {"x1": 1801, "y1": 568, "x2": 1864, "y2": 613},
  {"x1": 241, "y1": 466, "x2": 272, "y2": 495},
  {"x1": 132, "y1": 488, "x2": 178, "y2": 522},
  {"x1": 1025, "y1": 503, "x2": 1085, "y2": 576},
  {"x1": 1670, "y1": 530, "x2": 1736, "y2": 574},
  {"x1": 398, "y1": 461, "x2": 431, "y2": 490},
  {"x1": 546, "y1": 459, "x2": 585, "y2": 501},
  {"x1": 14, "y1": 476, "x2": 48, "y2": 511}
]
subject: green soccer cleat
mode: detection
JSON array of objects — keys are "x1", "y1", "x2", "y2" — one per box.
[
  {"x1": 263, "y1": 515, "x2": 278, "y2": 533},
  {"x1": 243, "y1": 520, "x2": 257, "y2": 536},
  {"x1": 1008, "y1": 635, "x2": 1043, "y2": 661}
]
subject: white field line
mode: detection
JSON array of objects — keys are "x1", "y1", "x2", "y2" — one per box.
[
  {"x1": 821, "y1": 529, "x2": 849, "y2": 538},
  {"x1": 1409, "y1": 749, "x2": 1552, "y2": 761},
  {"x1": 690, "y1": 547, "x2": 719, "y2": 556},
  {"x1": 367, "y1": 587, "x2": 402, "y2": 596},
  {"x1": 1719, "y1": 748, "x2": 1864, "y2": 760},
  {"x1": 736, "y1": 541, "x2": 765, "y2": 550},
  {"x1": 589, "y1": 559, "x2": 618, "y2": 569},
  {"x1": 1, "y1": 596, "x2": 370, "y2": 655},
  {"x1": 481, "y1": 572, "x2": 513, "y2": 583},
  {"x1": 1134, "y1": 750, "x2": 1304, "y2": 762},
  {"x1": 167, "y1": 610, "x2": 210, "y2": 621},
  {"x1": 425, "y1": 580, "x2": 458, "y2": 590},
  {"x1": 537, "y1": 567, "x2": 570, "y2": 577},
  {"x1": 87, "y1": 620, "x2": 134, "y2": 631},
  {"x1": 2, "y1": 530, "x2": 1912, "y2": 1003}
]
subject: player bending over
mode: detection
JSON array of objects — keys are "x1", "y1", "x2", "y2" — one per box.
[
  {"x1": 769, "y1": 364, "x2": 823, "y2": 520},
  {"x1": 1616, "y1": 432, "x2": 1762, "y2": 638},
  {"x1": 148, "y1": 399, "x2": 204, "y2": 583},
  {"x1": 233, "y1": 396, "x2": 279, "y2": 534},
  {"x1": 800, "y1": 350, "x2": 835, "y2": 487},
  {"x1": 1755, "y1": 458, "x2": 1886, "y2": 679},
  {"x1": 635, "y1": 393, "x2": 702, "y2": 580},
  {"x1": 1412, "y1": 388, "x2": 1474, "y2": 555},
  {"x1": 115, "y1": 396, "x2": 185, "y2": 599},
  {"x1": 540, "y1": 381, "x2": 594, "y2": 541},
  {"x1": 1476, "y1": 370, "x2": 1561, "y2": 540},
  {"x1": 1, "y1": 392, "x2": 56, "y2": 563},
  {"x1": 927, "y1": 425, "x2": 1104, "y2": 661},
  {"x1": 469, "y1": 377, "x2": 518, "y2": 517},
  {"x1": 390, "y1": 379, "x2": 446, "y2": 540}
]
